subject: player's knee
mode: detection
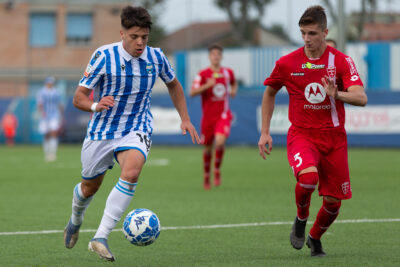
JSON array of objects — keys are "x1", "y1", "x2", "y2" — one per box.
[
  {"x1": 323, "y1": 197, "x2": 342, "y2": 213},
  {"x1": 298, "y1": 172, "x2": 319, "y2": 188},
  {"x1": 121, "y1": 168, "x2": 141, "y2": 183},
  {"x1": 81, "y1": 182, "x2": 100, "y2": 197}
]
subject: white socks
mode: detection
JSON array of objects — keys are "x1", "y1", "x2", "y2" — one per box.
[
  {"x1": 71, "y1": 183, "x2": 93, "y2": 225},
  {"x1": 94, "y1": 178, "x2": 137, "y2": 239},
  {"x1": 44, "y1": 137, "x2": 58, "y2": 161}
]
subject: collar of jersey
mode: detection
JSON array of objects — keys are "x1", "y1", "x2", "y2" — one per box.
[{"x1": 118, "y1": 41, "x2": 148, "y2": 61}]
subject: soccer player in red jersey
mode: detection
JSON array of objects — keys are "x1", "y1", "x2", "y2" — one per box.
[
  {"x1": 258, "y1": 6, "x2": 367, "y2": 257},
  {"x1": 190, "y1": 44, "x2": 238, "y2": 190}
]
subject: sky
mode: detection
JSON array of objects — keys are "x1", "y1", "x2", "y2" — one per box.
[{"x1": 159, "y1": 0, "x2": 400, "y2": 43}]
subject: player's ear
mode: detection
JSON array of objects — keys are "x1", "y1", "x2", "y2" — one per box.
[{"x1": 120, "y1": 29, "x2": 124, "y2": 40}]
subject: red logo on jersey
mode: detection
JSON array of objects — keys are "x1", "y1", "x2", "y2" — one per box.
[
  {"x1": 308, "y1": 85, "x2": 323, "y2": 98},
  {"x1": 304, "y1": 83, "x2": 326, "y2": 104}
]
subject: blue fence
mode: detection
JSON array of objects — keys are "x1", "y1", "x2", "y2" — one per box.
[{"x1": 2, "y1": 91, "x2": 399, "y2": 147}]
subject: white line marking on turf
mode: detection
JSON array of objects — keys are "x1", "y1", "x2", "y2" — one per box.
[{"x1": 1, "y1": 218, "x2": 399, "y2": 236}]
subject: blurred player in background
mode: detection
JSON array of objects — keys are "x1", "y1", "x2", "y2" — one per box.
[
  {"x1": 190, "y1": 44, "x2": 237, "y2": 190},
  {"x1": 326, "y1": 38, "x2": 337, "y2": 48},
  {"x1": 258, "y1": 6, "x2": 367, "y2": 257},
  {"x1": 1, "y1": 112, "x2": 18, "y2": 146},
  {"x1": 63, "y1": 6, "x2": 199, "y2": 261},
  {"x1": 37, "y1": 76, "x2": 63, "y2": 162}
]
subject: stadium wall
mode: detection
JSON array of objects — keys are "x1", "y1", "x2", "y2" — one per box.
[{"x1": 1, "y1": 91, "x2": 400, "y2": 147}]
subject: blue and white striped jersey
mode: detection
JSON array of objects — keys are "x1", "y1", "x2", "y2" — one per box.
[
  {"x1": 37, "y1": 87, "x2": 62, "y2": 120},
  {"x1": 79, "y1": 41, "x2": 175, "y2": 140}
]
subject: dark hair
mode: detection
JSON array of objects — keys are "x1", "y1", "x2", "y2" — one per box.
[
  {"x1": 208, "y1": 44, "x2": 223, "y2": 52},
  {"x1": 121, "y1": 6, "x2": 152, "y2": 30},
  {"x1": 298, "y1": 5, "x2": 327, "y2": 30}
]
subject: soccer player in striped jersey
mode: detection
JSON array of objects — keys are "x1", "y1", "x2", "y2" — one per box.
[
  {"x1": 37, "y1": 76, "x2": 63, "y2": 162},
  {"x1": 190, "y1": 44, "x2": 237, "y2": 190},
  {"x1": 258, "y1": 6, "x2": 367, "y2": 257},
  {"x1": 63, "y1": 6, "x2": 200, "y2": 261}
]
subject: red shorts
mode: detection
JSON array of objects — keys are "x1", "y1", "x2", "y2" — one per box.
[
  {"x1": 3, "y1": 125, "x2": 16, "y2": 138},
  {"x1": 201, "y1": 111, "x2": 232, "y2": 145},
  {"x1": 287, "y1": 125, "x2": 351, "y2": 200}
]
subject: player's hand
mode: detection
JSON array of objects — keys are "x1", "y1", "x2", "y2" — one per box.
[
  {"x1": 181, "y1": 120, "x2": 201, "y2": 144},
  {"x1": 258, "y1": 133, "x2": 273, "y2": 159},
  {"x1": 321, "y1": 75, "x2": 338, "y2": 99},
  {"x1": 97, "y1": 96, "x2": 114, "y2": 111}
]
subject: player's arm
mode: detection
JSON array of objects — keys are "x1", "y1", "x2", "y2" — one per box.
[
  {"x1": 229, "y1": 79, "x2": 238, "y2": 98},
  {"x1": 258, "y1": 85, "x2": 279, "y2": 159},
  {"x1": 73, "y1": 86, "x2": 114, "y2": 112},
  {"x1": 166, "y1": 78, "x2": 200, "y2": 144},
  {"x1": 189, "y1": 77, "x2": 216, "y2": 97},
  {"x1": 322, "y1": 77, "x2": 367, "y2": 106}
]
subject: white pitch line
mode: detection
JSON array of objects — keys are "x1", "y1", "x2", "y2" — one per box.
[{"x1": 1, "y1": 218, "x2": 399, "y2": 236}]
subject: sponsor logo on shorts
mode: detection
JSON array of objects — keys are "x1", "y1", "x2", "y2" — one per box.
[
  {"x1": 302, "y1": 62, "x2": 325, "y2": 69},
  {"x1": 342, "y1": 182, "x2": 350, "y2": 194}
]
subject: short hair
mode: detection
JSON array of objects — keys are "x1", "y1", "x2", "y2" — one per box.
[
  {"x1": 298, "y1": 5, "x2": 327, "y2": 30},
  {"x1": 208, "y1": 44, "x2": 223, "y2": 53},
  {"x1": 121, "y1": 6, "x2": 152, "y2": 30}
]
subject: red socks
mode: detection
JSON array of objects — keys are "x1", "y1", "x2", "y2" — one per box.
[
  {"x1": 203, "y1": 151, "x2": 211, "y2": 183},
  {"x1": 295, "y1": 172, "x2": 319, "y2": 220},
  {"x1": 214, "y1": 148, "x2": 224, "y2": 170},
  {"x1": 310, "y1": 199, "x2": 342, "y2": 240}
]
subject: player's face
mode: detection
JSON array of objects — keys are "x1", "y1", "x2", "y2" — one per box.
[
  {"x1": 300, "y1": 24, "x2": 328, "y2": 54},
  {"x1": 209, "y1": 49, "x2": 223, "y2": 67},
  {"x1": 120, "y1": 26, "x2": 149, "y2": 58}
]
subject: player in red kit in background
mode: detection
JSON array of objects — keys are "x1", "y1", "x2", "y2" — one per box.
[
  {"x1": 258, "y1": 6, "x2": 367, "y2": 257},
  {"x1": 190, "y1": 44, "x2": 238, "y2": 190}
]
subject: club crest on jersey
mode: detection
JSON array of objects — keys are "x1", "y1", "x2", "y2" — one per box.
[
  {"x1": 302, "y1": 62, "x2": 325, "y2": 69},
  {"x1": 146, "y1": 63, "x2": 154, "y2": 73},
  {"x1": 342, "y1": 182, "x2": 350, "y2": 194},
  {"x1": 327, "y1": 66, "x2": 336, "y2": 79},
  {"x1": 304, "y1": 82, "x2": 326, "y2": 104}
]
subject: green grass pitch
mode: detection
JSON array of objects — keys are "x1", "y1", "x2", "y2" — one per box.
[{"x1": 0, "y1": 145, "x2": 399, "y2": 266}]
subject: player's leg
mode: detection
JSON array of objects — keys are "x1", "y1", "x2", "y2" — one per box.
[
  {"x1": 47, "y1": 119, "x2": 60, "y2": 161},
  {"x1": 64, "y1": 174, "x2": 105, "y2": 249},
  {"x1": 203, "y1": 144, "x2": 213, "y2": 190},
  {"x1": 201, "y1": 122, "x2": 214, "y2": 190},
  {"x1": 213, "y1": 114, "x2": 232, "y2": 186},
  {"x1": 90, "y1": 132, "x2": 150, "y2": 261},
  {"x1": 213, "y1": 133, "x2": 227, "y2": 186},
  {"x1": 64, "y1": 138, "x2": 115, "y2": 249},
  {"x1": 287, "y1": 127, "x2": 320, "y2": 250},
  {"x1": 307, "y1": 135, "x2": 349, "y2": 256}
]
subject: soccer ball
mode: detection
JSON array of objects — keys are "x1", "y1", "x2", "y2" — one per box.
[{"x1": 123, "y1": 208, "x2": 161, "y2": 246}]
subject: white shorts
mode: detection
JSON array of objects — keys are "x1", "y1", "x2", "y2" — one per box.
[
  {"x1": 39, "y1": 119, "x2": 60, "y2": 134},
  {"x1": 81, "y1": 131, "x2": 152, "y2": 179}
]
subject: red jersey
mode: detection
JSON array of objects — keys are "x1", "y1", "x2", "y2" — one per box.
[
  {"x1": 192, "y1": 67, "x2": 236, "y2": 121},
  {"x1": 264, "y1": 46, "x2": 363, "y2": 129}
]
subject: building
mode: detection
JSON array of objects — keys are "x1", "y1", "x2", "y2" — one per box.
[
  {"x1": 0, "y1": 0, "x2": 127, "y2": 97},
  {"x1": 160, "y1": 21, "x2": 292, "y2": 53}
]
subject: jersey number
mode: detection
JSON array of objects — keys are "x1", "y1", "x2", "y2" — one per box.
[
  {"x1": 136, "y1": 133, "x2": 151, "y2": 152},
  {"x1": 294, "y1": 152, "x2": 303, "y2": 168}
]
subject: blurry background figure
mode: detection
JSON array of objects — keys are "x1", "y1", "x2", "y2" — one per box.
[
  {"x1": 1, "y1": 112, "x2": 18, "y2": 147},
  {"x1": 326, "y1": 38, "x2": 337, "y2": 48},
  {"x1": 37, "y1": 77, "x2": 64, "y2": 162}
]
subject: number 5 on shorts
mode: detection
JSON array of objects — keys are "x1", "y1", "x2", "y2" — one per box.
[{"x1": 294, "y1": 152, "x2": 302, "y2": 168}]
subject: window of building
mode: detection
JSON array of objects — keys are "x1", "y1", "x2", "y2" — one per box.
[
  {"x1": 30, "y1": 13, "x2": 56, "y2": 47},
  {"x1": 66, "y1": 13, "x2": 93, "y2": 45}
]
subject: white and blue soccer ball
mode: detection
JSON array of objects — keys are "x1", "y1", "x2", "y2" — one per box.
[{"x1": 123, "y1": 208, "x2": 161, "y2": 246}]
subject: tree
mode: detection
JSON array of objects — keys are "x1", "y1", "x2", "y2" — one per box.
[
  {"x1": 214, "y1": 0, "x2": 274, "y2": 46},
  {"x1": 322, "y1": 0, "x2": 377, "y2": 40}
]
